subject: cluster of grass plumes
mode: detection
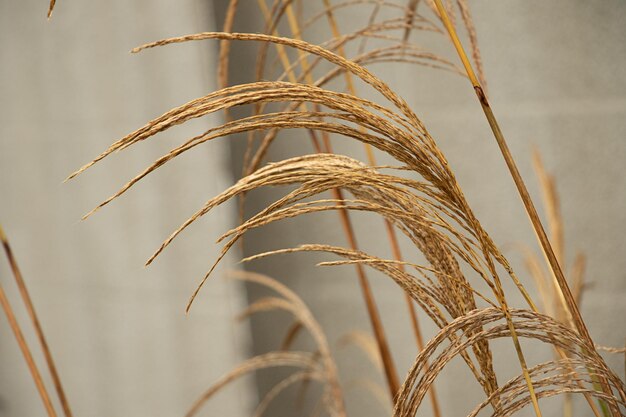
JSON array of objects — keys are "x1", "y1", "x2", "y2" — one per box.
[
  {"x1": 185, "y1": 271, "x2": 345, "y2": 417},
  {"x1": 60, "y1": 1, "x2": 626, "y2": 417}
]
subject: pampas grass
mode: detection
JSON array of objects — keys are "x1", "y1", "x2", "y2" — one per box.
[
  {"x1": 6, "y1": 2, "x2": 625, "y2": 417},
  {"x1": 68, "y1": 2, "x2": 625, "y2": 416}
]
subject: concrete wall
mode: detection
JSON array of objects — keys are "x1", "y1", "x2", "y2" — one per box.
[{"x1": 0, "y1": 2, "x2": 252, "y2": 416}]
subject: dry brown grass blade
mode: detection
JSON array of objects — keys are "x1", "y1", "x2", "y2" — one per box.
[
  {"x1": 455, "y1": 0, "x2": 487, "y2": 92},
  {"x1": 403, "y1": 0, "x2": 421, "y2": 42},
  {"x1": 71, "y1": 66, "x2": 519, "y2": 408},
  {"x1": 431, "y1": 1, "x2": 621, "y2": 415},
  {"x1": 69, "y1": 51, "x2": 410, "y2": 392},
  {"x1": 218, "y1": 0, "x2": 239, "y2": 92},
  {"x1": 47, "y1": 0, "x2": 56, "y2": 19},
  {"x1": 434, "y1": 3, "x2": 542, "y2": 413},
  {"x1": 0, "y1": 226, "x2": 73, "y2": 417},
  {"x1": 77, "y1": 102, "x2": 505, "y2": 402},
  {"x1": 532, "y1": 150, "x2": 564, "y2": 267},
  {"x1": 281, "y1": 321, "x2": 305, "y2": 351},
  {"x1": 528, "y1": 150, "x2": 576, "y2": 327},
  {"x1": 0, "y1": 283, "x2": 57, "y2": 417},
  {"x1": 0, "y1": 228, "x2": 57, "y2": 417},
  {"x1": 526, "y1": 152, "x2": 608, "y2": 416},
  {"x1": 433, "y1": 0, "x2": 596, "y2": 356}
]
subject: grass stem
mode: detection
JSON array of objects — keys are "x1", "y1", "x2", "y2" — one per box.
[
  {"x1": 431, "y1": 1, "x2": 546, "y2": 415},
  {"x1": 0, "y1": 225, "x2": 73, "y2": 417},
  {"x1": 431, "y1": 1, "x2": 617, "y2": 415},
  {"x1": 0, "y1": 228, "x2": 57, "y2": 417},
  {"x1": 321, "y1": 1, "x2": 441, "y2": 412},
  {"x1": 256, "y1": 0, "x2": 401, "y2": 399}
]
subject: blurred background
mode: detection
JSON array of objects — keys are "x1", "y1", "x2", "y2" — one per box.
[{"x1": 1, "y1": 1, "x2": 625, "y2": 416}]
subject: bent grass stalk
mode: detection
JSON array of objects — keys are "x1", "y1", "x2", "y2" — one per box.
[
  {"x1": 0, "y1": 226, "x2": 58, "y2": 417},
  {"x1": 431, "y1": 1, "x2": 616, "y2": 415},
  {"x1": 431, "y1": 2, "x2": 541, "y2": 416},
  {"x1": 0, "y1": 226, "x2": 73, "y2": 417}
]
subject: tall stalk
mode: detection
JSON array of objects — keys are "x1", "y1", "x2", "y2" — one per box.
[
  {"x1": 432, "y1": 2, "x2": 542, "y2": 416},
  {"x1": 0, "y1": 225, "x2": 73, "y2": 417},
  {"x1": 255, "y1": 0, "x2": 401, "y2": 398},
  {"x1": 431, "y1": 1, "x2": 617, "y2": 416},
  {"x1": 320, "y1": 2, "x2": 442, "y2": 414},
  {"x1": 0, "y1": 226, "x2": 58, "y2": 417}
]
